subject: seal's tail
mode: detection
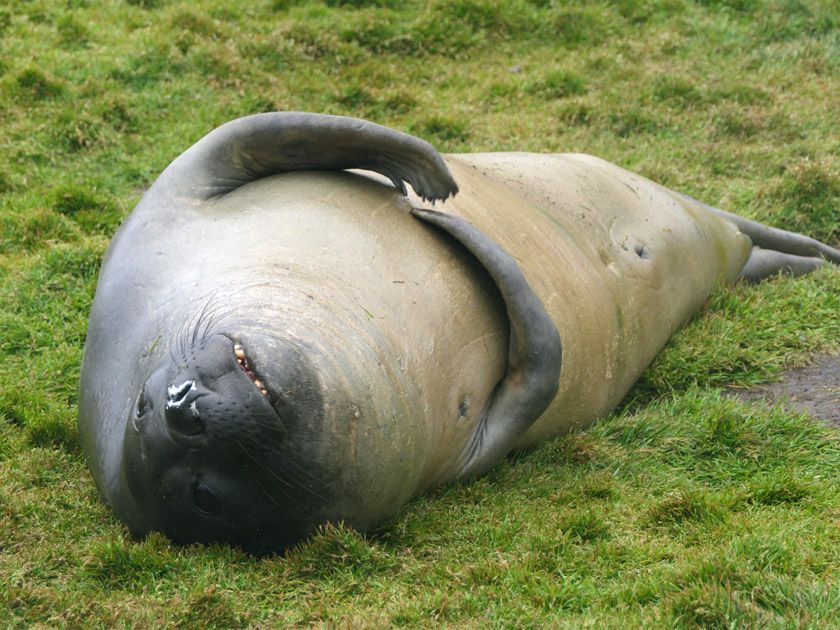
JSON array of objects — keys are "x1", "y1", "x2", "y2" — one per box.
[{"x1": 677, "y1": 193, "x2": 840, "y2": 282}]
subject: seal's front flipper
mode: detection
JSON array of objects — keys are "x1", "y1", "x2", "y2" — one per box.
[
  {"x1": 739, "y1": 247, "x2": 826, "y2": 283},
  {"x1": 411, "y1": 207, "x2": 562, "y2": 480},
  {"x1": 147, "y1": 112, "x2": 459, "y2": 205}
]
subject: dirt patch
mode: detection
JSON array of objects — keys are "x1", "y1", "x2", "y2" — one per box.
[{"x1": 727, "y1": 354, "x2": 840, "y2": 427}]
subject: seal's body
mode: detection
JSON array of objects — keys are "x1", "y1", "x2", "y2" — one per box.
[{"x1": 79, "y1": 113, "x2": 839, "y2": 552}]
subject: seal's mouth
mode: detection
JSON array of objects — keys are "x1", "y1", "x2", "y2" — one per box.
[{"x1": 234, "y1": 343, "x2": 269, "y2": 397}]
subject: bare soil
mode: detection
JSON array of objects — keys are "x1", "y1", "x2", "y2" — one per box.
[{"x1": 727, "y1": 354, "x2": 840, "y2": 427}]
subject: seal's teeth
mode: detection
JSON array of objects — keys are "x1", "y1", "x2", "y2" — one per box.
[{"x1": 233, "y1": 343, "x2": 265, "y2": 393}]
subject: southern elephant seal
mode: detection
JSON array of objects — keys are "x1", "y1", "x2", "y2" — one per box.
[{"x1": 78, "y1": 112, "x2": 840, "y2": 552}]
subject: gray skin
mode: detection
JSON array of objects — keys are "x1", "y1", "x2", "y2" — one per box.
[{"x1": 78, "y1": 112, "x2": 840, "y2": 553}]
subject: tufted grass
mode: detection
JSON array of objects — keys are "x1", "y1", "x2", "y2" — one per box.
[{"x1": 1, "y1": 0, "x2": 839, "y2": 628}]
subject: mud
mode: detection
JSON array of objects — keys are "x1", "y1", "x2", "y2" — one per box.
[{"x1": 726, "y1": 354, "x2": 840, "y2": 427}]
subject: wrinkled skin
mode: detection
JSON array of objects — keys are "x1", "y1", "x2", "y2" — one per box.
[{"x1": 78, "y1": 113, "x2": 840, "y2": 553}]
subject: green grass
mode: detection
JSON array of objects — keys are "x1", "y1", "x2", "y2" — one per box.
[{"x1": 2, "y1": 0, "x2": 840, "y2": 627}]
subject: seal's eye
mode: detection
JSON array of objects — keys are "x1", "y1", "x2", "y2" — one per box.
[
  {"x1": 136, "y1": 390, "x2": 148, "y2": 415},
  {"x1": 192, "y1": 480, "x2": 219, "y2": 516},
  {"x1": 133, "y1": 388, "x2": 151, "y2": 429}
]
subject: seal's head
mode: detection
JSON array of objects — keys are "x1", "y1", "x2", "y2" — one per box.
[{"x1": 119, "y1": 326, "x2": 328, "y2": 553}]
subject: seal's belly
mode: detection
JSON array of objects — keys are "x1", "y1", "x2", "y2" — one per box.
[{"x1": 410, "y1": 154, "x2": 752, "y2": 447}]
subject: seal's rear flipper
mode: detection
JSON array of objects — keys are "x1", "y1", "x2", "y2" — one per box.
[
  {"x1": 739, "y1": 247, "x2": 826, "y2": 283},
  {"x1": 147, "y1": 112, "x2": 459, "y2": 204},
  {"x1": 675, "y1": 192, "x2": 840, "y2": 281},
  {"x1": 411, "y1": 207, "x2": 562, "y2": 480}
]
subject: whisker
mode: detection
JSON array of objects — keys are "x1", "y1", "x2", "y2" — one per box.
[
  {"x1": 191, "y1": 294, "x2": 218, "y2": 346},
  {"x1": 251, "y1": 445, "x2": 330, "y2": 502},
  {"x1": 232, "y1": 437, "x2": 312, "y2": 508},
  {"x1": 234, "y1": 429, "x2": 331, "y2": 503}
]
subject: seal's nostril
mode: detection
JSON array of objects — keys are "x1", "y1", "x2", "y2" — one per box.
[
  {"x1": 165, "y1": 380, "x2": 204, "y2": 436},
  {"x1": 167, "y1": 380, "x2": 195, "y2": 408}
]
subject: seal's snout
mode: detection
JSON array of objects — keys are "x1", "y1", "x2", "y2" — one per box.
[
  {"x1": 118, "y1": 327, "x2": 331, "y2": 552},
  {"x1": 164, "y1": 379, "x2": 204, "y2": 437}
]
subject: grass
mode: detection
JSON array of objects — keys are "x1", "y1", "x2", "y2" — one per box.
[{"x1": 1, "y1": 0, "x2": 839, "y2": 627}]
